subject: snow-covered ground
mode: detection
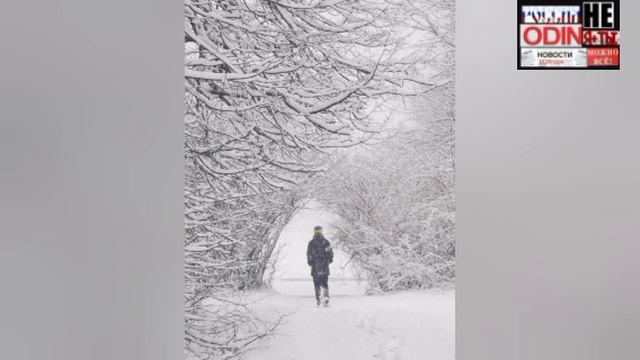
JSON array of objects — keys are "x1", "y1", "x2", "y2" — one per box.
[
  {"x1": 244, "y1": 289, "x2": 454, "y2": 360},
  {"x1": 242, "y1": 201, "x2": 455, "y2": 360}
]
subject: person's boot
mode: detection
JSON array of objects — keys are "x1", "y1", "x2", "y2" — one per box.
[{"x1": 322, "y1": 287, "x2": 330, "y2": 307}]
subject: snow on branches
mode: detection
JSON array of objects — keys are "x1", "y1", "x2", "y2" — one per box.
[
  {"x1": 317, "y1": 85, "x2": 455, "y2": 293},
  {"x1": 184, "y1": 0, "x2": 452, "y2": 358}
]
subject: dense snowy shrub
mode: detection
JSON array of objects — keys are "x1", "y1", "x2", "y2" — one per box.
[{"x1": 321, "y1": 84, "x2": 455, "y2": 292}]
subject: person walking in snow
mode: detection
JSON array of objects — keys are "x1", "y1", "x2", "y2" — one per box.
[{"x1": 307, "y1": 225, "x2": 334, "y2": 307}]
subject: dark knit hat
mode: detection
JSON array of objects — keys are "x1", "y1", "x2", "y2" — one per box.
[{"x1": 313, "y1": 225, "x2": 323, "y2": 231}]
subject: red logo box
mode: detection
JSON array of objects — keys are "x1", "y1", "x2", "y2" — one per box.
[{"x1": 587, "y1": 47, "x2": 620, "y2": 65}]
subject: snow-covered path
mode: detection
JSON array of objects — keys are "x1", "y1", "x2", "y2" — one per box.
[
  {"x1": 244, "y1": 201, "x2": 454, "y2": 360},
  {"x1": 244, "y1": 289, "x2": 454, "y2": 360}
]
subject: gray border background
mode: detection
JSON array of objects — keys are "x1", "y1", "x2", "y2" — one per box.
[
  {"x1": 457, "y1": 0, "x2": 640, "y2": 359},
  {"x1": 0, "y1": 1, "x2": 184, "y2": 359},
  {"x1": 0, "y1": 1, "x2": 638, "y2": 359}
]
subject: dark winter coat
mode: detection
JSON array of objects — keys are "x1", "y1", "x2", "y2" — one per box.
[{"x1": 306, "y1": 234, "x2": 334, "y2": 277}]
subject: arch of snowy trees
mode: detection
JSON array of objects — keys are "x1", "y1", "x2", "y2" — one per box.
[{"x1": 184, "y1": 0, "x2": 454, "y2": 358}]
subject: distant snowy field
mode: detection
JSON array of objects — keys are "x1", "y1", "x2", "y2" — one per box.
[{"x1": 268, "y1": 200, "x2": 368, "y2": 296}]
